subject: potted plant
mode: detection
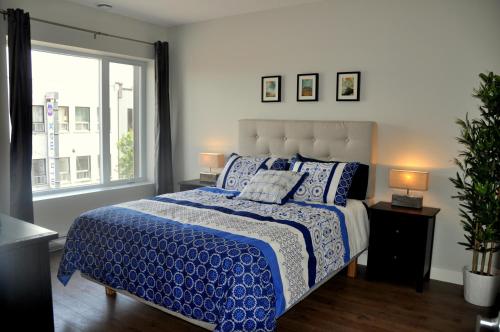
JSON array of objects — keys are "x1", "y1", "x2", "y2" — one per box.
[{"x1": 450, "y1": 72, "x2": 500, "y2": 307}]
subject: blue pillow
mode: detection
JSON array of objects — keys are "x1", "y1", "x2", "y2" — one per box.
[
  {"x1": 265, "y1": 157, "x2": 289, "y2": 171},
  {"x1": 290, "y1": 158, "x2": 359, "y2": 206},
  {"x1": 216, "y1": 154, "x2": 269, "y2": 191}
]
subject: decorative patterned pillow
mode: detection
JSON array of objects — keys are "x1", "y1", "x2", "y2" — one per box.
[
  {"x1": 216, "y1": 154, "x2": 270, "y2": 191},
  {"x1": 294, "y1": 153, "x2": 369, "y2": 200},
  {"x1": 235, "y1": 170, "x2": 308, "y2": 204},
  {"x1": 290, "y1": 158, "x2": 359, "y2": 206}
]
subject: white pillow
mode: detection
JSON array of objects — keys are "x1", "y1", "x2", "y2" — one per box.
[{"x1": 235, "y1": 170, "x2": 308, "y2": 205}]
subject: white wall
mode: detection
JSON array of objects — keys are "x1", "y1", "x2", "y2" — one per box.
[
  {"x1": 168, "y1": 0, "x2": 500, "y2": 284},
  {"x1": 0, "y1": 0, "x2": 168, "y2": 235}
]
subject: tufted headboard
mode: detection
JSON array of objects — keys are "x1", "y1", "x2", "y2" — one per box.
[{"x1": 239, "y1": 119, "x2": 377, "y2": 198}]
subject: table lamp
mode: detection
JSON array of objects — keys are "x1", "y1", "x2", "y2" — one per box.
[
  {"x1": 199, "y1": 153, "x2": 224, "y2": 183},
  {"x1": 389, "y1": 169, "x2": 429, "y2": 209}
]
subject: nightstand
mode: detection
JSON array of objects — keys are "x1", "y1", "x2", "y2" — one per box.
[
  {"x1": 178, "y1": 179, "x2": 215, "y2": 192},
  {"x1": 367, "y1": 201, "x2": 440, "y2": 292}
]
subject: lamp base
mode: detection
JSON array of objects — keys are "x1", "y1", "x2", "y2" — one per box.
[
  {"x1": 391, "y1": 194, "x2": 423, "y2": 209},
  {"x1": 200, "y1": 172, "x2": 218, "y2": 183}
]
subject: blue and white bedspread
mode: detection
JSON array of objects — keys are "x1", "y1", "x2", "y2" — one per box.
[{"x1": 58, "y1": 187, "x2": 351, "y2": 332}]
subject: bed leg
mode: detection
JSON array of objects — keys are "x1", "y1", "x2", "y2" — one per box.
[
  {"x1": 347, "y1": 258, "x2": 358, "y2": 278},
  {"x1": 105, "y1": 287, "x2": 116, "y2": 297}
]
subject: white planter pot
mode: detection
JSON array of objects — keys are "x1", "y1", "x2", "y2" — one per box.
[{"x1": 463, "y1": 266, "x2": 500, "y2": 307}]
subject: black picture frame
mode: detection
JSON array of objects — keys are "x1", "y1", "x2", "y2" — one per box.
[
  {"x1": 336, "y1": 71, "x2": 361, "y2": 101},
  {"x1": 261, "y1": 76, "x2": 282, "y2": 102},
  {"x1": 297, "y1": 73, "x2": 319, "y2": 102}
]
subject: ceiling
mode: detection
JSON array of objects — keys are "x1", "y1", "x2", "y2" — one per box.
[{"x1": 67, "y1": 0, "x2": 323, "y2": 27}]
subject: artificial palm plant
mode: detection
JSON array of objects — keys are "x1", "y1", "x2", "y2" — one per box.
[{"x1": 450, "y1": 72, "x2": 500, "y2": 276}]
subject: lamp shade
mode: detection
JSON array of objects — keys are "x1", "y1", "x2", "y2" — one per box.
[
  {"x1": 389, "y1": 169, "x2": 429, "y2": 191},
  {"x1": 199, "y1": 153, "x2": 224, "y2": 169}
]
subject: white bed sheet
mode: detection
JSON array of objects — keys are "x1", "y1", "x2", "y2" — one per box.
[{"x1": 335, "y1": 199, "x2": 370, "y2": 259}]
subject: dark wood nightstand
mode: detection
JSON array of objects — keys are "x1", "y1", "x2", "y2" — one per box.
[
  {"x1": 178, "y1": 179, "x2": 216, "y2": 192},
  {"x1": 367, "y1": 201, "x2": 440, "y2": 292}
]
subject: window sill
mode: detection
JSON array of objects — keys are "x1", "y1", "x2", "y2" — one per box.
[{"x1": 33, "y1": 181, "x2": 155, "y2": 202}]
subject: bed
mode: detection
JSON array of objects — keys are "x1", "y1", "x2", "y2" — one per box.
[{"x1": 58, "y1": 119, "x2": 376, "y2": 332}]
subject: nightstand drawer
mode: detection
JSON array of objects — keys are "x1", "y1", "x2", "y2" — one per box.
[
  {"x1": 369, "y1": 213, "x2": 423, "y2": 248},
  {"x1": 369, "y1": 245, "x2": 416, "y2": 275}
]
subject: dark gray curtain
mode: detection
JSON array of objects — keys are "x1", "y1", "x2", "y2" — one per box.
[
  {"x1": 154, "y1": 41, "x2": 173, "y2": 195},
  {"x1": 8, "y1": 9, "x2": 34, "y2": 222}
]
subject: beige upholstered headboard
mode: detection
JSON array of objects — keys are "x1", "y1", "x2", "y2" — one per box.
[{"x1": 239, "y1": 119, "x2": 377, "y2": 198}]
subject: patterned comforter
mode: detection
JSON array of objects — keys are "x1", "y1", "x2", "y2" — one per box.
[{"x1": 58, "y1": 187, "x2": 350, "y2": 332}]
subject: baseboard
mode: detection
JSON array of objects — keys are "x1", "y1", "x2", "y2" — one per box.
[{"x1": 430, "y1": 267, "x2": 463, "y2": 285}]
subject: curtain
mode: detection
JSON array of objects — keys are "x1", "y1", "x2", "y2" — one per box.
[
  {"x1": 154, "y1": 41, "x2": 173, "y2": 195},
  {"x1": 8, "y1": 9, "x2": 34, "y2": 223}
]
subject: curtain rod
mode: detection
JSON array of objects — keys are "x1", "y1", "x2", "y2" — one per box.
[{"x1": 1, "y1": 9, "x2": 154, "y2": 46}]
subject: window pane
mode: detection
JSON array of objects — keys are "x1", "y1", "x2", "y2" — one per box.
[
  {"x1": 76, "y1": 156, "x2": 91, "y2": 180},
  {"x1": 55, "y1": 157, "x2": 70, "y2": 183},
  {"x1": 31, "y1": 159, "x2": 47, "y2": 186},
  {"x1": 110, "y1": 62, "x2": 137, "y2": 181},
  {"x1": 32, "y1": 105, "x2": 45, "y2": 132},
  {"x1": 75, "y1": 106, "x2": 91, "y2": 131},
  {"x1": 32, "y1": 50, "x2": 100, "y2": 191},
  {"x1": 55, "y1": 106, "x2": 69, "y2": 133}
]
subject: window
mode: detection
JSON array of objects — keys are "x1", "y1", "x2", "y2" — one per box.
[
  {"x1": 32, "y1": 159, "x2": 47, "y2": 185},
  {"x1": 75, "y1": 107, "x2": 90, "y2": 131},
  {"x1": 55, "y1": 157, "x2": 70, "y2": 183},
  {"x1": 30, "y1": 47, "x2": 146, "y2": 193},
  {"x1": 55, "y1": 106, "x2": 69, "y2": 132},
  {"x1": 76, "y1": 156, "x2": 91, "y2": 181},
  {"x1": 32, "y1": 105, "x2": 45, "y2": 132}
]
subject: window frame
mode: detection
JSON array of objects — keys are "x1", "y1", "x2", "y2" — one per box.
[{"x1": 31, "y1": 44, "x2": 147, "y2": 196}]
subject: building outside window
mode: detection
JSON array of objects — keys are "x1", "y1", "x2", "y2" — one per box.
[
  {"x1": 55, "y1": 106, "x2": 70, "y2": 132},
  {"x1": 32, "y1": 159, "x2": 47, "y2": 185},
  {"x1": 76, "y1": 156, "x2": 91, "y2": 180},
  {"x1": 75, "y1": 106, "x2": 90, "y2": 131},
  {"x1": 32, "y1": 105, "x2": 45, "y2": 132},
  {"x1": 55, "y1": 157, "x2": 70, "y2": 183}
]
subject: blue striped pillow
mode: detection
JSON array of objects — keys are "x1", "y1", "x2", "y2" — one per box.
[
  {"x1": 290, "y1": 159, "x2": 359, "y2": 206},
  {"x1": 216, "y1": 154, "x2": 269, "y2": 191}
]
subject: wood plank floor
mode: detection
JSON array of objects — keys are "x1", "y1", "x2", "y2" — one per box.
[{"x1": 50, "y1": 251, "x2": 497, "y2": 331}]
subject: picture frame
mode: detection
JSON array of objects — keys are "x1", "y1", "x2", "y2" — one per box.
[
  {"x1": 336, "y1": 71, "x2": 361, "y2": 101},
  {"x1": 297, "y1": 73, "x2": 318, "y2": 101},
  {"x1": 261, "y1": 76, "x2": 281, "y2": 102}
]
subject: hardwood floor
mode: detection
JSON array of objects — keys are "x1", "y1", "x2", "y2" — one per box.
[{"x1": 50, "y1": 251, "x2": 497, "y2": 331}]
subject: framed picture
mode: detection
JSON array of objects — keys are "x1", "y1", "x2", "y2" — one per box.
[
  {"x1": 261, "y1": 76, "x2": 281, "y2": 102},
  {"x1": 297, "y1": 73, "x2": 318, "y2": 101},
  {"x1": 336, "y1": 71, "x2": 360, "y2": 101}
]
